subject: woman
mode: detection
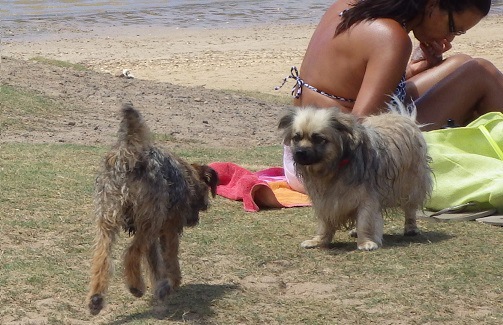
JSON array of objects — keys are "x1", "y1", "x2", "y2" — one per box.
[{"x1": 280, "y1": 0, "x2": 503, "y2": 193}]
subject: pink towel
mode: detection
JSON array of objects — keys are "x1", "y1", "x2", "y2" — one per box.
[{"x1": 209, "y1": 162, "x2": 311, "y2": 212}]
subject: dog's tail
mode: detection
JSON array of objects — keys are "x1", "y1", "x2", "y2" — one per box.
[
  {"x1": 117, "y1": 103, "x2": 151, "y2": 153},
  {"x1": 386, "y1": 95, "x2": 418, "y2": 121}
]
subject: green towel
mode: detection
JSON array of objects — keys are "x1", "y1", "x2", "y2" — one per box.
[{"x1": 424, "y1": 112, "x2": 503, "y2": 213}]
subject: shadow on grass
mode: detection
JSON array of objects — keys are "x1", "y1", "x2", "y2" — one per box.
[
  {"x1": 325, "y1": 241, "x2": 357, "y2": 253},
  {"x1": 109, "y1": 283, "x2": 238, "y2": 324},
  {"x1": 324, "y1": 230, "x2": 453, "y2": 254},
  {"x1": 382, "y1": 230, "x2": 453, "y2": 248}
]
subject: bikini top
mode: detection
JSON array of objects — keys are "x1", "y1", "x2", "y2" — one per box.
[{"x1": 275, "y1": 66, "x2": 407, "y2": 104}]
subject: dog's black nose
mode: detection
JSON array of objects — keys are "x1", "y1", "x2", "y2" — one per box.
[{"x1": 294, "y1": 148, "x2": 315, "y2": 165}]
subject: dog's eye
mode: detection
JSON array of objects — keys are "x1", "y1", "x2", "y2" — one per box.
[
  {"x1": 292, "y1": 133, "x2": 302, "y2": 143},
  {"x1": 311, "y1": 134, "x2": 327, "y2": 145}
]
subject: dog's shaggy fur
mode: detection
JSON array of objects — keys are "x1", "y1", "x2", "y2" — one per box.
[
  {"x1": 87, "y1": 104, "x2": 219, "y2": 315},
  {"x1": 278, "y1": 102, "x2": 432, "y2": 251}
]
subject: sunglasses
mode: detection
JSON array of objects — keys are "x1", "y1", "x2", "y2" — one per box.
[{"x1": 448, "y1": 8, "x2": 466, "y2": 36}]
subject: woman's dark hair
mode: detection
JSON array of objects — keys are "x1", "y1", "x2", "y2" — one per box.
[
  {"x1": 443, "y1": 0, "x2": 491, "y2": 15},
  {"x1": 335, "y1": 0, "x2": 491, "y2": 35}
]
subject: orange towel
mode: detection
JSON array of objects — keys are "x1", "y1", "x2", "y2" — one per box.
[{"x1": 209, "y1": 162, "x2": 311, "y2": 212}]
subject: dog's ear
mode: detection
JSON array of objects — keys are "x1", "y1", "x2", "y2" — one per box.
[
  {"x1": 278, "y1": 110, "x2": 294, "y2": 130},
  {"x1": 205, "y1": 167, "x2": 219, "y2": 198},
  {"x1": 331, "y1": 115, "x2": 371, "y2": 182},
  {"x1": 330, "y1": 112, "x2": 365, "y2": 150},
  {"x1": 193, "y1": 164, "x2": 219, "y2": 197},
  {"x1": 330, "y1": 111, "x2": 356, "y2": 136},
  {"x1": 278, "y1": 109, "x2": 296, "y2": 145},
  {"x1": 328, "y1": 111, "x2": 368, "y2": 175}
]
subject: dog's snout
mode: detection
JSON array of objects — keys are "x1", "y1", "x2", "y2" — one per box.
[
  {"x1": 294, "y1": 147, "x2": 318, "y2": 165},
  {"x1": 294, "y1": 148, "x2": 309, "y2": 163},
  {"x1": 186, "y1": 213, "x2": 200, "y2": 227}
]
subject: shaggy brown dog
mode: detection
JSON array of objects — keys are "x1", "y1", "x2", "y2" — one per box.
[
  {"x1": 88, "y1": 104, "x2": 218, "y2": 315},
  {"x1": 278, "y1": 102, "x2": 432, "y2": 251}
]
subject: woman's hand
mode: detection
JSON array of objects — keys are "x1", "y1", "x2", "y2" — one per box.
[{"x1": 407, "y1": 40, "x2": 452, "y2": 78}]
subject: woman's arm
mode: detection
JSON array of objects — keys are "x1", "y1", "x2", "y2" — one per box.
[
  {"x1": 351, "y1": 19, "x2": 412, "y2": 117},
  {"x1": 406, "y1": 40, "x2": 452, "y2": 79}
]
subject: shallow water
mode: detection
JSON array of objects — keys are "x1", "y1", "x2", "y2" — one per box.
[
  {"x1": 1, "y1": 0, "x2": 502, "y2": 41},
  {"x1": 1, "y1": 0, "x2": 328, "y2": 30},
  {"x1": 2, "y1": 0, "x2": 502, "y2": 29}
]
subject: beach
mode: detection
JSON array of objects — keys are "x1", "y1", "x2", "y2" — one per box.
[
  {"x1": 3, "y1": 14, "x2": 503, "y2": 96},
  {"x1": 2, "y1": 24, "x2": 312, "y2": 96},
  {"x1": 1, "y1": 9, "x2": 503, "y2": 146}
]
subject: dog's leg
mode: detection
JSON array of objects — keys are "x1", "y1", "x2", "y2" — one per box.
[
  {"x1": 88, "y1": 223, "x2": 118, "y2": 315},
  {"x1": 158, "y1": 229, "x2": 182, "y2": 298},
  {"x1": 301, "y1": 219, "x2": 335, "y2": 249},
  {"x1": 146, "y1": 238, "x2": 171, "y2": 301},
  {"x1": 403, "y1": 206, "x2": 420, "y2": 236},
  {"x1": 355, "y1": 202, "x2": 383, "y2": 251},
  {"x1": 124, "y1": 233, "x2": 147, "y2": 298},
  {"x1": 348, "y1": 228, "x2": 358, "y2": 238}
]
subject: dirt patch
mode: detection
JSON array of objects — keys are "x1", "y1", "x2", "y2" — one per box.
[{"x1": 1, "y1": 56, "x2": 287, "y2": 148}]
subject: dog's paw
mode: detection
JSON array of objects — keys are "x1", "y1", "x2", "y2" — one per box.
[
  {"x1": 155, "y1": 280, "x2": 172, "y2": 301},
  {"x1": 129, "y1": 287, "x2": 144, "y2": 298},
  {"x1": 357, "y1": 241, "x2": 379, "y2": 251},
  {"x1": 89, "y1": 294, "x2": 104, "y2": 315},
  {"x1": 300, "y1": 239, "x2": 323, "y2": 248}
]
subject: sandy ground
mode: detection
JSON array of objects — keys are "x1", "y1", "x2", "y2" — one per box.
[
  {"x1": 1, "y1": 16, "x2": 503, "y2": 146},
  {"x1": 2, "y1": 24, "x2": 312, "y2": 97},
  {"x1": 3, "y1": 16, "x2": 503, "y2": 94}
]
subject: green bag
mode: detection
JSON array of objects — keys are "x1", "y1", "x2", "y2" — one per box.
[{"x1": 424, "y1": 112, "x2": 503, "y2": 213}]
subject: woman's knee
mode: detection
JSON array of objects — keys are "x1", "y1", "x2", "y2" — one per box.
[
  {"x1": 458, "y1": 57, "x2": 496, "y2": 74},
  {"x1": 471, "y1": 57, "x2": 502, "y2": 77},
  {"x1": 445, "y1": 53, "x2": 472, "y2": 67},
  {"x1": 405, "y1": 54, "x2": 474, "y2": 99},
  {"x1": 468, "y1": 58, "x2": 503, "y2": 113},
  {"x1": 435, "y1": 54, "x2": 474, "y2": 78}
]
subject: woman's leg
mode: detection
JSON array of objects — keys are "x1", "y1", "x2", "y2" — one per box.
[
  {"x1": 409, "y1": 58, "x2": 503, "y2": 130},
  {"x1": 406, "y1": 54, "x2": 473, "y2": 100}
]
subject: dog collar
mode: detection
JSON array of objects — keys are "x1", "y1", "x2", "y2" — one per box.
[{"x1": 339, "y1": 158, "x2": 350, "y2": 168}]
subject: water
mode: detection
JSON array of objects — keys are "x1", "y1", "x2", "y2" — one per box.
[
  {"x1": 1, "y1": 0, "x2": 502, "y2": 38},
  {"x1": 0, "y1": 0, "x2": 330, "y2": 30}
]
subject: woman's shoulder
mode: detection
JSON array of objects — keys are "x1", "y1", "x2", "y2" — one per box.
[
  {"x1": 348, "y1": 18, "x2": 412, "y2": 55},
  {"x1": 354, "y1": 18, "x2": 410, "y2": 41}
]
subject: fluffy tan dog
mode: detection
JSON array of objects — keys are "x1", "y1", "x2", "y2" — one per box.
[{"x1": 278, "y1": 102, "x2": 432, "y2": 251}]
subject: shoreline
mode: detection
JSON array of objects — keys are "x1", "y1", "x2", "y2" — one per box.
[{"x1": 2, "y1": 16, "x2": 503, "y2": 96}]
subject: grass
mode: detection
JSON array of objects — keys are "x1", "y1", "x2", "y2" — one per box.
[
  {"x1": 2, "y1": 142, "x2": 503, "y2": 325},
  {"x1": 0, "y1": 57, "x2": 85, "y2": 134},
  {"x1": 0, "y1": 84, "x2": 65, "y2": 135},
  {"x1": 1, "y1": 79, "x2": 503, "y2": 325},
  {"x1": 30, "y1": 56, "x2": 89, "y2": 71},
  {"x1": 223, "y1": 88, "x2": 292, "y2": 106}
]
